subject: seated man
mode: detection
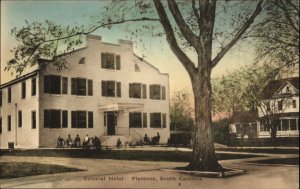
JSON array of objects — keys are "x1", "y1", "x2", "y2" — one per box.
[
  {"x1": 74, "y1": 134, "x2": 81, "y2": 147},
  {"x1": 83, "y1": 134, "x2": 90, "y2": 148},
  {"x1": 143, "y1": 134, "x2": 150, "y2": 145},
  {"x1": 151, "y1": 132, "x2": 160, "y2": 145},
  {"x1": 66, "y1": 134, "x2": 73, "y2": 148},
  {"x1": 93, "y1": 135, "x2": 102, "y2": 150},
  {"x1": 57, "y1": 135, "x2": 65, "y2": 148}
]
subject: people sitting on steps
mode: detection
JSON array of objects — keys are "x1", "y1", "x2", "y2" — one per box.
[
  {"x1": 74, "y1": 134, "x2": 81, "y2": 148},
  {"x1": 56, "y1": 135, "x2": 65, "y2": 148},
  {"x1": 66, "y1": 134, "x2": 73, "y2": 148}
]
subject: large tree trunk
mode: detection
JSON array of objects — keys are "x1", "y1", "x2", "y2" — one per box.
[{"x1": 187, "y1": 69, "x2": 222, "y2": 171}]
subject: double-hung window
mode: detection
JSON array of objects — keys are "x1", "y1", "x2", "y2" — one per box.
[
  {"x1": 150, "y1": 85, "x2": 166, "y2": 100},
  {"x1": 101, "y1": 53, "x2": 121, "y2": 70},
  {"x1": 102, "y1": 81, "x2": 121, "y2": 97}
]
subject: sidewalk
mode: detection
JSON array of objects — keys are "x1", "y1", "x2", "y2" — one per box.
[{"x1": 0, "y1": 149, "x2": 299, "y2": 189}]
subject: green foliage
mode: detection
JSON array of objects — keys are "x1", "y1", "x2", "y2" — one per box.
[
  {"x1": 212, "y1": 118, "x2": 230, "y2": 145},
  {"x1": 170, "y1": 90, "x2": 194, "y2": 132},
  {"x1": 248, "y1": 0, "x2": 299, "y2": 67},
  {"x1": 212, "y1": 63, "x2": 279, "y2": 117}
]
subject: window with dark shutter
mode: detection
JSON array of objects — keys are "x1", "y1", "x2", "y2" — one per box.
[
  {"x1": 143, "y1": 113, "x2": 147, "y2": 128},
  {"x1": 88, "y1": 80, "x2": 93, "y2": 96},
  {"x1": 117, "y1": 82, "x2": 121, "y2": 97},
  {"x1": 32, "y1": 111, "x2": 36, "y2": 129},
  {"x1": 162, "y1": 86, "x2": 166, "y2": 100},
  {"x1": 116, "y1": 55, "x2": 121, "y2": 70},
  {"x1": 150, "y1": 113, "x2": 162, "y2": 128},
  {"x1": 44, "y1": 110, "x2": 50, "y2": 128},
  {"x1": 106, "y1": 53, "x2": 115, "y2": 69},
  {"x1": 18, "y1": 111, "x2": 22, "y2": 127},
  {"x1": 71, "y1": 78, "x2": 77, "y2": 95},
  {"x1": 107, "y1": 81, "x2": 115, "y2": 97},
  {"x1": 62, "y1": 110, "x2": 68, "y2": 128},
  {"x1": 71, "y1": 111, "x2": 77, "y2": 128},
  {"x1": 62, "y1": 77, "x2": 68, "y2": 94},
  {"x1": 150, "y1": 85, "x2": 161, "y2": 100},
  {"x1": 31, "y1": 78, "x2": 36, "y2": 96},
  {"x1": 21, "y1": 81, "x2": 26, "y2": 99},
  {"x1": 278, "y1": 100, "x2": 283, "y2": 111},
  {"x1": 8, "y1": 115, "x2": 11, "y2": 131},
  {"x1": 102, "y1": 81, "x2": 107, "y2": 96},
  {"x1": 101, "y1": 53, "x2": 106, "y2": 68},
  {"x1": 129, "y1": 113, "x2": 142, "y2": 128},
  {"x1": 51, "y1": 76, "x2": 61, "y2": 94},
  {"x1": 8, "y1": 87, "x2": 11, "y2": 103},
  {"x1": 44, "y1": 76, "x2": 51, "y2": 93},
  {"x1": 88, "y1": 111, "x2": 93, "y2": 128},
  {"x1": 162, "y1": 113, "x2": 166, "y2": 128},
  {"x1": 77, "y1": 111, "x2": 87, "y2": 128},
  {"x1": 77, "y1": 78, "x2": 86, "y2": 96},
  {"x1": 51, "y1": 110, "x2": 61, "y2": 128},
  {"x1": 142, "y1": 84, "x2": 147, "y2": 99},
  {"x1": 0, "y1": 118, "x2": 2, "y2": 134},
  {"x1": 101, "y1": 53, "x2": 120, "y2": 70},
  {"x1": 0, "y1": 90, "x2": 2, "y2": 107}
]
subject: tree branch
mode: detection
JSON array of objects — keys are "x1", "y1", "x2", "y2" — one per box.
[
  {"x1": 243, "y1": 35, "x2": 298, "y2": 48},
  {"x1": 167, "y1": 0, "x2": 200, "y2": 50},
  {"x1": 192, "y1": 0, "x2": 201, "y2": 28},
  {"x1": 45, "y1": 17, "x2": 160, "y2": 43},
  {"x1": 278, "y1": 0, "x2": 299, "y2": 32},
  {"x1": 211, "y1": 0, "x2": 263, "y2": 68},
  {"x1": 153, "y1": 0, "x2": 197, "y2": 77}
]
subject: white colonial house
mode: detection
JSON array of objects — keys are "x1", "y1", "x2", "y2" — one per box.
[
  {"x1": 0, "y1": 35, "x2": 170, "y2": 149},
  {"x1": 229, "y1": 77, "x2": 299, "y2": 139},
  {"x1": 258, "y1": 77, "x2": 299, "y2": 138}
]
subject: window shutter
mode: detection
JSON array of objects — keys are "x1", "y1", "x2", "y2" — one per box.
[
  {"x1": 71, "y1": 78, "x2": 77, "y2": 95},
  {"x1": 116, "y1": 55, "x2": 121, "y2": 70},
  {"x1": 149, "y1": 85, "x2": 153, "y2": 99},
  {"x1": 31, "y1": 78, "x2": 36, "y2": 96},
  {"x1": 44, "y1": 76, "x2": 50, "y2": 93},
  {"x1": 162, "y1": 86, "x2": 166, "y2": 100},
  {"x1": 88, "y1": 80, "x2": 93, "y2": 96},
  {"x1": 117, "y1": 82, "x2": 121, "y2": 97},
  {"x1": 142, "y1": 84, "x2": 147, "y2": 99},
  {"x1": 62, "y1": 110, "x2": 68, "y2": 128},
  {"x1": 71, "y1": 111, "x2": 77, "y2": 128},
  {"x1": 88, "y1": 111, "x2": 93, "y2": 128},
  {"x1": 44, "y1": 110, "x2": 50, "y2": 128},
  {"x1": 143, "y1": 113, "x2": 147, "y2": 128},
  {"x1": 162, "y1": 113, "x2": 167, "y2": 128},
  {"x1": 129, "y1": 83, "x2": 133, "y2": 98},
  {"x1": 102, "y1": 81, "x2": 107, "y2": 96},
  {"x1": 62, "y1": 77, "x2": 68, "y2": 94},
  {"x1": 101, "y1": 53, "x2": 106, "y2": 68}
]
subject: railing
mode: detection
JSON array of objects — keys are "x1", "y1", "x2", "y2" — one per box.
[
  {"x1": 115, "y1": 127, "x2": 130, "y2": 135},
  {"x1": 129, "y1": 128, "x2": 143, "y2": 142}
]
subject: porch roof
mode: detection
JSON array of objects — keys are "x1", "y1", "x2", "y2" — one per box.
[{"x1": 98, "y1": 103, "x2": 144, "y2": 112}]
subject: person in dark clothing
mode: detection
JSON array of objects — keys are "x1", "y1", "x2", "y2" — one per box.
[{"x1": 74, "y1": 134, "x2": 81, "y2": 148}]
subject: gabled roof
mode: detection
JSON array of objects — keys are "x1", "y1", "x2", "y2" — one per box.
[{"x1": 261, "y1": 77, "x2": 299, "y2": 99}]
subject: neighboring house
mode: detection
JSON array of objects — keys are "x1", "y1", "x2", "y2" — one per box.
[
  {"x1": 229, "y1": 77, "x2": 299, "y2": 139},
  {"x1": 0, "y1": 35, "x2": 170, "y2": 149},
  {"x1": 258, "y1": 77, "x2": 299, "y2": 138}
]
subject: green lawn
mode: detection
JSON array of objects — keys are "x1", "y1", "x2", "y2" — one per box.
[
  {"x1": 0, "y1": 162, "x2": 84, "y2": 179},
  {"x1": 0, "y1": 149, "x2": 261, "y2": 162},
  {"x1": 249, "y1": 157, "x2": 299, "y2": 165}
]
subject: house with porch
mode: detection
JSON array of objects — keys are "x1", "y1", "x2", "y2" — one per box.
[
  {"x1": 229, "y1": 77, "x2": 299, "y2": 141},
  {"x1": 0, "y1": 35, "x2": 170, "y2": 149}
]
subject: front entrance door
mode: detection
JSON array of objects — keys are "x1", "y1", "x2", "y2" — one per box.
[{"x1": 107, "y1": 112, "x2": 116, "y2": 135}]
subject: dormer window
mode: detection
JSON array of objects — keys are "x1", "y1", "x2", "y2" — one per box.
[
  {"x1": 101, "y1": 53, "x2": 121, "y2": 70},
  {"x1": 79, "y1": 57, "x2": 85, "y2": 64}
]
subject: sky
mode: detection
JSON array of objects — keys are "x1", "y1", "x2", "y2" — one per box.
[{"x1": 1, "y1": 0, "x2": 257, "y2": 98}]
